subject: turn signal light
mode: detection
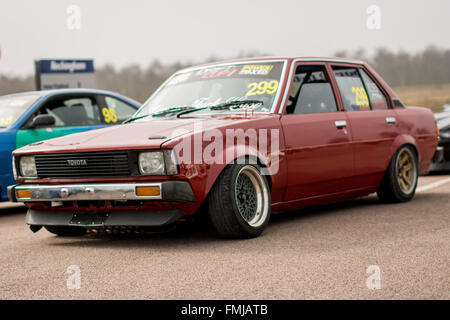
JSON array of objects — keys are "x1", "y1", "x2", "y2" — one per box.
[
  {"x1": 16, "y1": 189, "x2": 31, "y2": 199},
  {"x1": 135, "y1": 186, "x2": 160, "y2": 197},
  {"x1": 436, "y1": 123, "x2": 440, "y2": 141}
]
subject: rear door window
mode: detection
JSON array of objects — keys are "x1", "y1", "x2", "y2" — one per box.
[
  {"x1": 359, "y1": 69, "x2": 389, "y2": 110},
  {"x1": 103, "y1": 96, "x2": 137, "y2": 124},
  {"x1": 332, "y1": 67, "x2": 370, "y2": 111}
]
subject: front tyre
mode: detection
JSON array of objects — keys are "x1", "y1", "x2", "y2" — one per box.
[
  {"x1": 44, "y1": 226, "x2": 87, "y2": 236},
  {"x1": 377, "y1": 145, "x2": 418, "y2": 203},
  {"x1": 207, "y1": 164, "x2": 271, "y2": 238}
]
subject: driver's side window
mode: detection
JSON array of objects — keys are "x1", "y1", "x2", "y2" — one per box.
[
  {"x1": 286, "y1": 65, "x2": 338, "y2": 114},
  {"x1": 36, "y1": 96, "x2": 102, "y2": 127}
]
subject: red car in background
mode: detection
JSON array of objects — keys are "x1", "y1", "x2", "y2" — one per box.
[{"x1": 9, "y1": 57, "x2": 440, "y2": 238}]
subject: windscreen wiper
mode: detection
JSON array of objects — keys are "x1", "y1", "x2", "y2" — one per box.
[
  {"x1": 124, "y1": 106, "x2": 198, "y2": 122},
  {"x1": 123, "y1": 114, "x2": 151, "y2": 124},
  {"x1": 126, "y1": 101, "x2": 265, "y2": 121},
  {"x1": 175, "y1": 100, "x2": 264, "y2": 117},
  {"x1": 151, "y1": 106, "x2": 200, "y2": 117},
  {"x1": 208, "y1": 100, "x2": 263, "y2": 110}
]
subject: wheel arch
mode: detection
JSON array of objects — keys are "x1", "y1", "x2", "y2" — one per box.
[
  {"x1": 387, "y1": 134, "x2": 419, "y2": 170},
  {"x1": 201, "y1": 152, "x2": 273, "y2": 208},
  {"x1": 377, "y1": 136, "x2": 420, "y2": 203}
]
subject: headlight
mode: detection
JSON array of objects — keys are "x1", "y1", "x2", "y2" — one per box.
[
  {"x1": 138, "y1": 150, "x2": 179, "y2": 175},
  {"x1": 19, "y1": 156, "x2": 37, "y2": 178},
  {"x1": 139, "y1": 151, "x2": 165, "y2": 175}
]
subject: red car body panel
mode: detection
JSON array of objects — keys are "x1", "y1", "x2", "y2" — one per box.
[{"x1": 12, "y1": 57, "x2": 439, "y2": 218}]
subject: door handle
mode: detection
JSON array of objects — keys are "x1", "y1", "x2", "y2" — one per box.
[
  {"x1": 386, "y1": 117, "x2": 396, "y2": 124},
  {"x1": 334, "y1": 120, "x2": 347, "y2": 128}
]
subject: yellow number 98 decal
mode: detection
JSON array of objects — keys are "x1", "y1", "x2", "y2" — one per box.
[
  {"x1": 102, "y1": 108, "x2": 118, "y2": 123},
  {"x1": 352, "y1": 87, "x2": 369, "y2": 108},
  {"x1": 246, "y1": 80, "x2": 279, "y2": 96}
]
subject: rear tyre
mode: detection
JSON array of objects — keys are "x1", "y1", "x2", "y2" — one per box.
[
  {"x1": 207, "y1": 164, "x2": 271, "y2": 238},
  {"x1": 377, "y1": 145, "x2": 418, "y2": 203},
  {"x1": 44, "y1": 226, "x2": 87, "y2": 236}
]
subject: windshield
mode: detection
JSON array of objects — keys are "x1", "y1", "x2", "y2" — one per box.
[
  {"x1": 0, "y1": 94, "x2": 40, "y2": 128},
  {"x1": 134, "y1": 61, "x2": 285, "y2": 119}
]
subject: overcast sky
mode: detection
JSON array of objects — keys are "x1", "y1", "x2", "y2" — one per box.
[{"x1": 1, "y1": 0, "x2": 449, "y2": 76}]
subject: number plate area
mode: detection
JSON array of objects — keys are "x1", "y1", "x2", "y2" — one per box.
[{"x1": 69, "y1": 213, "x2": 108, "y2": 227}]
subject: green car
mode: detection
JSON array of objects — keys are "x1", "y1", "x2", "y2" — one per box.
[{"x1": 0, "y1": 88, "x2": 140, "y2": 201}]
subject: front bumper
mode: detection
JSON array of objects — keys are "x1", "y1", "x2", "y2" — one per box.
[
  {"x1": 8, "y1": 181, "x2": 195, "y2": 203},
  {"x1": 429, "y1": 145, "x2": 450, "y2": 172},
  {"x1": 25, "y1": 209, "x2": 185, "y2": 227}
]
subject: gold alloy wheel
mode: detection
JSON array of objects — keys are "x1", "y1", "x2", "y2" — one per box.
[{"x1": 396, "y1": 148, "x2": 416, "y2": 194}]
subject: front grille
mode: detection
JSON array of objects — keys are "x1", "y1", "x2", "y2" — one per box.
[{"x1": 35, "y1": 151, "x2": 131, "y2": 178}]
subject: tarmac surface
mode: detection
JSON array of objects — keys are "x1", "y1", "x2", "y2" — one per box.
[{"x1": 0, "y1": 175, "x2": 448, "y2": 299}]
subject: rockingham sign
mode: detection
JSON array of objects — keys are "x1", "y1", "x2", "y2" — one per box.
[{"x1": 34, "y1": 59, "x2": 96, "y2": 90}]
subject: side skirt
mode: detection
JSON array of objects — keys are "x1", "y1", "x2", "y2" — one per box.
[{"x1": 271, "y1": 186, "x2": 378, "y2": 213}]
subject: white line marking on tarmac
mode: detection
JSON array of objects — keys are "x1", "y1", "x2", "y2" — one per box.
[{"x1": 417, "y1": 177, "x2": 450, "y2": 193}]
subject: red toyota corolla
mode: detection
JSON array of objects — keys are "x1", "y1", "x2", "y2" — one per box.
[{"x1": 9, "y1": 57, "x2": 440, "y2": 238}]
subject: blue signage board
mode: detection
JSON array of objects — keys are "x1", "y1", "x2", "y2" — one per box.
[{"x1": 35, "y1": 59, "x2": 96, "y2": 90}]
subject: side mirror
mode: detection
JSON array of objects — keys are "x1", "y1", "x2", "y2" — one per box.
[{"x1": 28, "y1": 115, "x2": 55, "y2": 129}]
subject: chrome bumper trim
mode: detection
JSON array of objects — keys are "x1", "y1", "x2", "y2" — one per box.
[{"x1": 14, "y1": 183, "x2": 162, "y2": 202}]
